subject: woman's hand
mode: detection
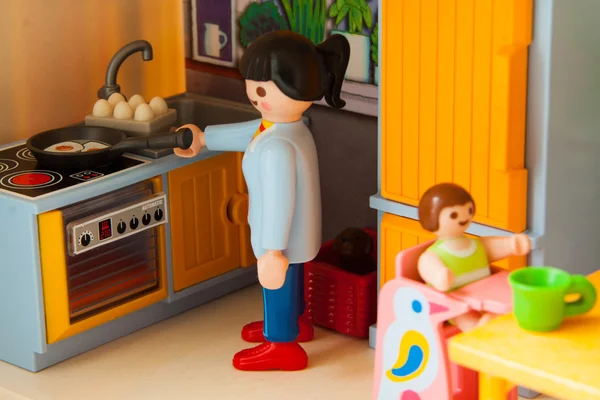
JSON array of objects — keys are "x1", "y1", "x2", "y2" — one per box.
[
  {"x1": 257, "y1": 250, "x2": 289, "y2": 290},
  {"x1": 511, "y1": 233, "x2": 531, "y2": 256},
  {"x1": 174, "y1": 124, "x2": 205, "y2": 158}
]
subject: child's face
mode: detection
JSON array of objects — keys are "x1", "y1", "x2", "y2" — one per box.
[
  {"x1": 245, "y1": 80, "x2": 312, "y2": 122},
  {"x1": 435, "y1": 202, "x2": 474, "y2": 237}
]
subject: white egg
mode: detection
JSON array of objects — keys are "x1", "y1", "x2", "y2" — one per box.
[
  {"x1": 92, "y1": 99, "x2": 113, "y2": 117},
  {"x1": 134, "y1": 103, "x2": 155, "y2": 121},
  {"x1": 83, "y1": 141, "x2": 109, "y2": 152},
  {"x1": 149, "y1": 96, "x2": 168, "y2": 116},
  {"x1": 107, "y1": 92, "x2": 126, "y2": 107},
  {"x1": 45, "y1": 141, "x2": 84, "y2": 153},
  {"x1": 113, "y1": 101, "x2": 134, "y2": 120},
  {"x1": 128, "y1": 94, "x2": 146, "y2": 110}
]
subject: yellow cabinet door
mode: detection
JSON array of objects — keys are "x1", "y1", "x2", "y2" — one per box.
[
  {"x1": 380, "y1": 0, "x2": 533, "y2": 232},
  {"x1": 380, "y1": 213, "x2": 525, "y2": 287},
  {"x1": 168, "y1": 153, "x2": 242, "y2": 291}
]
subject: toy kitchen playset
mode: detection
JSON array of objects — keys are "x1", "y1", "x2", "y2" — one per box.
[{"x1": 0, "y1": 41, "x2": 261, "y2": 372}]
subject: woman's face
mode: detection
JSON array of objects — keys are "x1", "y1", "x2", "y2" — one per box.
[
  {"x1": 435, "y1": 202, "x2": 474, "y2": 237},
  {"x1": 245, "y1": 80, "x2": 312, "y2": 122}
]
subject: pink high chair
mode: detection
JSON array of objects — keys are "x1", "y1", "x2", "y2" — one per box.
[{"x1": 373, "y1": 241, "x2": 518, "y2": 400}]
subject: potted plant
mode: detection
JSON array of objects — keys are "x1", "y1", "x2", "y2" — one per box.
[
  {"x1": 280, "y1": 0, "x2": 327, "y2": 45},
  {"x1": 239, "y1": 1, "x2": 289, "y2": 48},
  {"x1": 329, "y1": 0, "x2": 373, "y2": 83},
  {"x1": 371, "y1": 22, "x2": 378, "y2": 85}
]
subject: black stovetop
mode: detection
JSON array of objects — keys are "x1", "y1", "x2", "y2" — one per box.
[{"x1": 0, "y1": 144, "x2": 146, "y2": 199}]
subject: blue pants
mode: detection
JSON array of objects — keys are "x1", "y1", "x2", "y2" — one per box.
[{"x1": 263, "y1": 263, "x2": 305, "y2": 343}]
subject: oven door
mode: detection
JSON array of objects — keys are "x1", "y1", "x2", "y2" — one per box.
[{"x1": 38, "y1": 177, "x2": 168, "y2": 344}]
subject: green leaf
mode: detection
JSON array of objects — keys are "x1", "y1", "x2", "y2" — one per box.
[
  {"x1": 371, "y1": 44, "x2": 377, "y2": 63},
  {"x1": 279, "y1": 0, "x2": 326, "y2": 44},
  {"x1": 329, "y1": 2, "x2": 338, "y2": 17},
  {"x1": 336, "y1": 4, "x2": 350, "y2": 25},
  {"x1": 360, "y1": 0, "x2": 369, "y2": 12},
  {"x1": 363, "y1": 6, "x2": 373, "y2": 29},
  {"x1": 350, "y1": 7, "x2": 362, "y2": 32},
  {"x1": 238, "y1": 2, "x2": 288, "y2": 47}
]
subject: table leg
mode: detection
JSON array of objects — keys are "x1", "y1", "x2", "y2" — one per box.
[
  {"x1": 479, "y1": 373, "x2": 513, "y2": 400},
  {"x1": 518, "y1": 387, "x2": 541, "y2": 398}
]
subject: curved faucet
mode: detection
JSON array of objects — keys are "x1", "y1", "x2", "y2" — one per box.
[{"x1": 97, "y1": 40, "x2": 154, "y2": 100}]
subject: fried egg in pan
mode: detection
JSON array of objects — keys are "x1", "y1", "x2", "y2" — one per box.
[
  {"x1": 44, "y1": 141, "x2": 84, "y2": 153},
  {"x1": 82, "y1": 141, "x2": 109, "y2": 152}
]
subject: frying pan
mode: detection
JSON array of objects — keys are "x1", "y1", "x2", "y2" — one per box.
[{"x1": 26, "y1": 126, "x2": 193, "y2": 169}]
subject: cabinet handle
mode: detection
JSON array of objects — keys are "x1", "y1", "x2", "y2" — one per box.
[{"x1": 227, "y1": 193, "x2": 248, "y2": 226}]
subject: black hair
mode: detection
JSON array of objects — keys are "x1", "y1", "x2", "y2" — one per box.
[{"x1": 239, "y1": 30, "x2": 350, "y2": 109}]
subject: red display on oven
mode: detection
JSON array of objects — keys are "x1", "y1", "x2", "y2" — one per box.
[{"x1": 98, "y1": 218, "x2": 112, "y2": 241}]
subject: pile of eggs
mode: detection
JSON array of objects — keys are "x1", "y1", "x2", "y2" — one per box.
[{"x1": 92, "y1": 93, "x2": 169, "y2": 122}]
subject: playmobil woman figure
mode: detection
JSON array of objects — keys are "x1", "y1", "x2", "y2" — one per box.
[
  {"x1": 417, "y1": 183, "x2": 531, "y2": 332},
  {"x1": 174, "y1": 31, "x2": 350, "y2": 371}
]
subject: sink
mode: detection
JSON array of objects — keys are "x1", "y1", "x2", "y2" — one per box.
[
  {"x1": 133, "y1": 92, "x2": 260, "y2": 158},
  {"x1": 168, "y1": 92, "x2": 260, "y2": 128}
]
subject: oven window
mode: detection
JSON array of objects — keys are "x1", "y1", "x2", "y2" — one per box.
[{"x1": 61, "y1": 181, "x2": 162, "y2": 322}]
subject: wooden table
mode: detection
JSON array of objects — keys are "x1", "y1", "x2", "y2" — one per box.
[{"x1": 449, "y1": 271, "x2": 600, "y2": 400}]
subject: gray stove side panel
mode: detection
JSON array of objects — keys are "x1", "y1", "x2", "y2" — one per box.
[{"x1": 0, "y1": 196, "x2": 46, "y2": 366}]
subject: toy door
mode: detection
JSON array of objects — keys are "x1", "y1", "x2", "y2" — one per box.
[
  {"x1": 373, "y1": 279, "x2": 469, "y2": 400},
  {"x1": 168, "y1": 153, "x2": 241, "y2": 291}
]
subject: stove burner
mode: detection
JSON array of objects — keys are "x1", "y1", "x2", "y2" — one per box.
[
  {"x1": 0, "y1": 144, "x2": 148, "y2": 198},
  {"x1": 16, "y1": 148, "x2": 36, "y2": 162},
  {"x1": 0, "y1": 159, "x2": 18, "y2": 173},
  {"x1": 70, "y1": 170, "x2": 105, "y2": 182},
  {"x1": 0, "y1": 170, "x2": 62, "y2": 189}
]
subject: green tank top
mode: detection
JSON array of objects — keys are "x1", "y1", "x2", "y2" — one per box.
[{"x1": 427, "y1": 237, "x2": 491, "y2": 290}]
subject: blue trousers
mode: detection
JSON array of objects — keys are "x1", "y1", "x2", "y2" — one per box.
[{"x1": 263, "y1": 263, "x2": 305, "y2": 343}]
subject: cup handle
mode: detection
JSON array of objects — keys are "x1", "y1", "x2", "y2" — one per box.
[
  {"x1": 564, "y1": 275, "x2": 597, "y2": 317},
  {"x1": 219, "y1": 32, "x2": 228, "y2": 50}
]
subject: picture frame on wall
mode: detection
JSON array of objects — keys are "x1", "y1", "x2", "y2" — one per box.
[{"x1": 191, "y1": 0, "x2": 237, "y2": 66}]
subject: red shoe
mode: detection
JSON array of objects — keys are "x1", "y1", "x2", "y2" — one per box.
[
  {"x1": 241, "y1": 316, "x2": 314, "y2": 343},
  {"x1": 233, "y1": 342, "x2": 308, "y2": 371}
]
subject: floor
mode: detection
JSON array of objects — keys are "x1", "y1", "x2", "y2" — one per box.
[{"x1": 0, "y1": 285, "x2": 556, "y2": 400}]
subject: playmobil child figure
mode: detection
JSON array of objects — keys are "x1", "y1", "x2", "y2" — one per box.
[
  {"x1": 417, "y1": 183, "x2": 531, "y2": 332},
  {"x1": 174, "y1": 31, "x2": 350, "y2": 371}
]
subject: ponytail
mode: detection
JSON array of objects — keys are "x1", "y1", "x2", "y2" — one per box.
[{"x1": 317, "y1": 34, "x2": 351, "y2": 109}]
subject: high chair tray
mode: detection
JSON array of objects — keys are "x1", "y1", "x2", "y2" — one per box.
[{"x1": 449, "y1": 271, "x2": 513, "y2": 314}]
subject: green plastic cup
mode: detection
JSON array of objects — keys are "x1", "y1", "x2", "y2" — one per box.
[{"x1": 508, "y1": 267, "x2": 597, "y2": 332}]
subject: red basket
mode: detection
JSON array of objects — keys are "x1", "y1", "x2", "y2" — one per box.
[{"x1": 304, "y1": 228, "x2": 378, "y2": 338}]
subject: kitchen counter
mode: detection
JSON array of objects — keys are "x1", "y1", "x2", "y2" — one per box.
[
  {"x1": 0, "y1": 93, "x2": 262, "y2": 373},
  {"x1": 0, "y1": 142, "x2": 260, "y2": 372}
]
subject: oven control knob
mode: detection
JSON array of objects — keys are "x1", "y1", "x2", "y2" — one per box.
[
  {"x1": 79, "y1": 231, "x2": 93, "y2": 247},
  {"x1": 154, "y1": 208, "x2": 164, "y2": 221},
  {"x1": 117, "y1": 221, "x2": 127, "y2": 234},
  {"x1": 142, "y1": 213, "x2": 152, "y2": 226},
  {"x1": 130, "y1": 217, "x2": 139, "y2": 230}
]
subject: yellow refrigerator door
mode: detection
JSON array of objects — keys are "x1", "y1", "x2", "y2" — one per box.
[{"x1": 381, "y1": 0, "x2": 533, "y2": 232}]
